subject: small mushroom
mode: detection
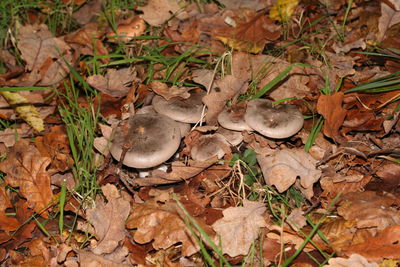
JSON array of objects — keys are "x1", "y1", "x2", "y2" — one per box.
[
  {"x1": 244, "y1": 99, "x2": 304, "y2": 139},
  {"x1": 217, "y1": 127, "x2": 243, "y2": 146},
  {"x1": 191, "y1": 133, "x2": 230, "y2": 161},
  {"x1": 110, "y1": 113, "x2": 181, "y2": 168},
  {"x1": 152, "y1": 90, "x2": 206, "y2": 123},
  {"x1": 217, "y1": 104, "x2": 252, "y2": 132}
]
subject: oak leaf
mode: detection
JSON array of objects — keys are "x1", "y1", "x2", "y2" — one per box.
[
  {"x1": 126, "y1": 202, "x2": 200, "y2": 256},
  {"x1": 0, "y1": 140, "x2": 53, "y2": 217},
  {"x1": 87, "y1": 184, "x2": 130, "y2": 255},
  {"x1": 212, "y1": 200, "x2": 267, "y2": 257}
]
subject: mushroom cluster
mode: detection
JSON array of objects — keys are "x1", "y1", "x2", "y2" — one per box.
[
  {"x1": 218, "y1": 99, "x2": 304, "y2": 139},
  {"x1": 110, "y1": 90, "x2": 206, "y2": 168},
  {"x1": 110, "y1": 92, "x2": 304, "y2": 169}
]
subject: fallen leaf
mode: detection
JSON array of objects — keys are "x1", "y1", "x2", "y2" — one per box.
[
  {"x1": 1, "y1": 91, "x2": 44, "y2": 132},
  {"x1": 16, "y1": 24, "x2": 72, "y2": 86},
  {"x1": 149, "y1": 81, "x2": 192, "y2": 100},
  {"x1": 139, "y1": 0, "x2": 182, "y2": 26},
  {"x1": 126, "y1": 202, "x2": 201, "y2": 256},
  {"x1": 86, "y1": 184, "x2": 130, "y2": 255},
  {"x1": 215, "y1": 10, "x2": 281, "y2": 53},
  {"x1": 257, "y1": 149, "x2": 321, "y2": 199},
  {"x1": 35, "y1": 125, "x2": 73, "y2": 173},
  {"x1": 212, "y1": 200, "x2": 267, "y2": 257},
  {"x1": 72, "y1": 0, "x2": 101, "y2": 25},
  {"x1": 377, "y1": 2, "x2": 400, "y2": 41},
  {"x1": 325, "y1": 253, "x2": 378, "y2": 267},
  {"x1": 337, "y1": 191, "x2": 400, "y2": 231},
  {"x1": 78, "y1": 249, "x2": 131, "y2": 267},
  {"x1": 0, "y1": 140, "x2": 53, "y2": 217},
  {"x1": 0, "y1": 185, "x2": 19, "y2": 232},
  {"x1": 341, "y1": 225, "x2": 400, "y2": 262},
  {"x1": 269, "y1": 0, "x2": 300, "y2": 21},
  {"x1": 202, "y1": 75, "x2": 247, "y2": 125},
  {"x1": 87, "y1": 68, "x2": 137, "y2": 97},
  {"x1": 64, "y1": 22, "x2": 109, "y2": 63},
  {"x1": 317, "y1": 92, "x2": 347, "y2": 142},
  {"x1": 0, "y1": 128, "x2": 23, "y2": 147}
]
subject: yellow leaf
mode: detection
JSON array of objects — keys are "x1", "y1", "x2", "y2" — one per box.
[
  {"x1": 1, "y1": 91, "x2": 44, "y2": 132},
  {"x1": 215, "y1": 36, "x2": 264, "y2": 54},
  {"x1": 269, "y1": 0, "x2": 300, "y2": 21}
]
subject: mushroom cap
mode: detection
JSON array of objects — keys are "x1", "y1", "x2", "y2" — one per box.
[
  {"x1": 136, "y1": 105, "x2": 190, "y2": 136},
  {"x1": 152, "y1": 90, "x2": 206, "y2": 123},
  {"x1": 244, "y1": 99, "x2": 304, "y2": 139},
  {"x1": 191, "y1": 133, "x2": 230, "y2": 161},
  {"x1": 110, "y1": 113, "x2": 181, "y2": 168},
  {"x1": 217, "y1": 127, "x2": 243, "y2": 146},
  {"x1": 217, "y1": 105, "x2": 253, "y2": 132}
]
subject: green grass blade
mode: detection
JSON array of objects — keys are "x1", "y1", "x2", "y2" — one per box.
[{"x1": 58, "y1": 180, "x2": 67, "y2": 234}]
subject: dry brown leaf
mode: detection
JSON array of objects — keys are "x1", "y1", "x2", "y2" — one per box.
[
  {"x1": 126, "y1": 202, "x2": 200, "y2": 256},
  {"x1": 202, "y1": 75, "x2": 247, "y2": 125},
  {"x1": 35, "y1": 125, "x2": 73, "y2": 173},
  {"x1": 149, "y1": 81, "x2": 192, "y2": 100},
  {"x1": 0, "y1": 128, "x2": 23, "y2": 147},
  {"x1": 317, "y1": 92, "x2": 347, "y2": 142},
  {"x1": 0, "y1": 139, "x2": 53, "y2": 217},
  {"x1": 87, "y1": 68, "x2": 137, "y2": 97},
  {"x1": 341, "y1": 225, "x2": 400, "y2": 261},
  {"x1": 72, "y1": 0, "x2": 101, "y2": 25},
  {"x1": 250, "y1": 55, "x2": 311, "y2": 100},
  {"x1": 257, "y1": 149, "x2": 321, "y2": 199},
  {"x1": 212, "y1": 200, "x2": 267, "y2": 257},
  {"x1": 325, "y1": 254, "x2": 378, "y2": 267},
  {"x1": 130, "y1": 159, "x2": 216, "y2": 186},
  {"x1": 0, "y1": 185, "x2": 19, "y2": 232},
  {"x1": 139, "y1": 0, "x2": 182, "y2": 26},
  {"x1": 64, "y1": 22, "x2": 108, "y2": 64},
  {"x1": 337, "y1": 191, "x2": 400, "y2": 231},
  {"x1": 86, "y1": 184, "x2": 130, "y2": 255},
  {"x1": 377, "y1": 2, "x2": 400, "y2": 41},
  {"x1": 78, "y1": 249, "x2": 131, "y2": 267},
  {"x1": 16, "y1": 24, "x2": 72, "y2": 86},
  {"x1": 214, "y1": 10, "x2": 281, "y2": 53},
  {"x1": 287, "y1": 208, "x2": 307, "y2": 230}
]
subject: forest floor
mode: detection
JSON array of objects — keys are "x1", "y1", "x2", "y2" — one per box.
[{"x1": 0, "y1": 0, "x2": 400, "y2": 266}]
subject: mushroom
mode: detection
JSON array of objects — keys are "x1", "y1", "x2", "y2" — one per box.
[
  {"x1": 217, "y1": 127, "x2": 243, "y2": 146},
  {"x1": 110, "y1": 113, "x2": 181, "y2": 168},
  {"x1": 152, "y1": 89, "x2": 206, "y2": 123},
  {"x1": 244, "y1": 99, "x2": 304, "y2": 139},
  {"x1": 191, "y1": 133, "x2": 230, "y2": 161},
  {"x1": 136, "y1": 105, "x2": 190, "y2": 136},
  {"x1": 217, "y1": 104, "x2": 252, "y2": 132}
]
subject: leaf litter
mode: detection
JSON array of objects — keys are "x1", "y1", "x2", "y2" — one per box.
[{"x1": 0, "y1": 0, "x2": 400, "y2": 266}]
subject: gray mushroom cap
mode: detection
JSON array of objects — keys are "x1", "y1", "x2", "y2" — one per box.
[
  {"x1": 244, "y1": 99, "x2": 304, "y2": 139},
  {"x1": 217, "y1": 105, "x2": 253, "y2": 132},
  {"x1": 152, "y1": 90, "x2": 206, "y2": 123},
  {"x1": 110, "y1": 113, "x2": 181, "y2": 168},
  {"x1": 191, "y1": 133, "x2": 230, "y2": 161},
  {"x1": 217, "y1": 127, "x2": 243, "y2": 146}
]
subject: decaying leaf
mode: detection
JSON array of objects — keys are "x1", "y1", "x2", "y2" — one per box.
[
  {"x1": 325, "y1": 254, "x2": 378, "y2": 267},
  {"x1": 0, "y1": 139, "x2": 53, "y2": 217},
  {"x1": 139, "y1": 0, "x2": 182, "y2": 26},
  {"x1": 1, "y1": 91, "x2": 44, "y2": 132},
  {"x1": 16, "y1": 23, "x2": 72, "y2": 86},
  {"x1": 107, "y1": 16, "x2": 146, "y2": 43},
  {"x1": 337, "y1": 191, "x2": 400, "y2": 231},
  {"x1": 87, "y1": 68, "x2": 137, "y2": 97},
  {"x1": 86, "y1": 184, "x2": 130, "y2": 255},
  {"x1": 0, "y1": 185, "x2": 19, "y2": 232},
  {"x1": 212, "y1": 200, "x2": 267, "y2": 257},
  {"x1": 269, "y1": 0, "x2": 300, "y2": 21},
  {"x1": 149, "y1": 81, "x2": 192, "y2": 100},
  {"x1": 257, "y1": 149, "x2": 321, "y2": 199},
  {"x1": 317, "y1": 92, "x2": 347, "y2": 142},
  {"x1": 126, "y1": 202, "x2": 201, "y2": 256}
]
